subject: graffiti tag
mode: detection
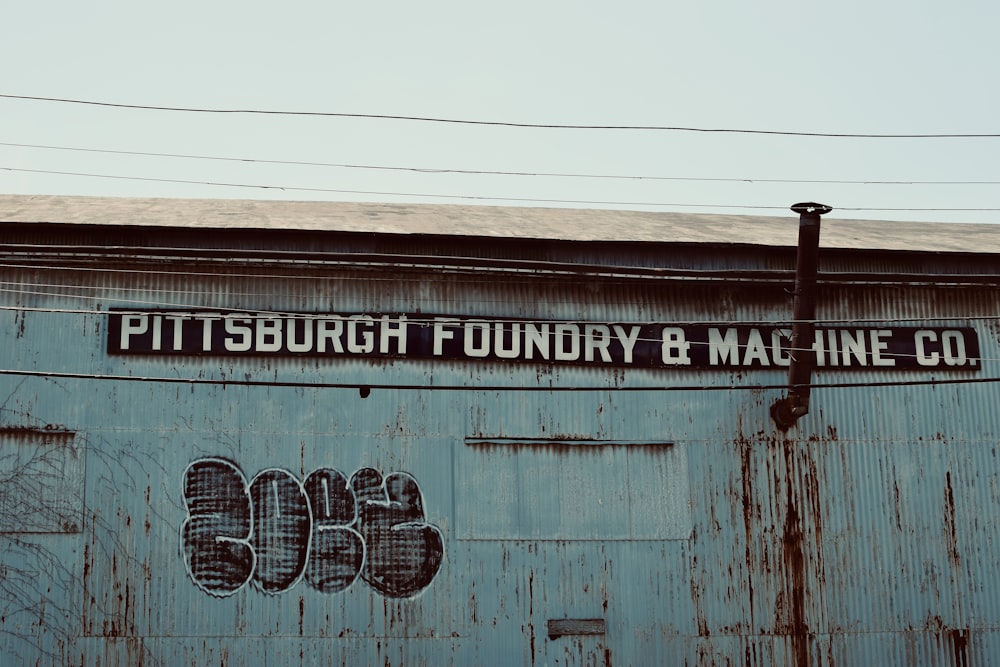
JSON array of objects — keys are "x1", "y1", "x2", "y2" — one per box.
[{"x1": 180, "y1": 459, "x2": 443, "y2": 598}]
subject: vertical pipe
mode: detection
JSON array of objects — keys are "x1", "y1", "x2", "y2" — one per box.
[{"x1": 771, "y1": 202, "x2": 832, "y2": 430}]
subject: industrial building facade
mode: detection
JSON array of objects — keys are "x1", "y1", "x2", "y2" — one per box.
[{"x1": 2, "y1": 194, "x2": 999, "y2": 665}]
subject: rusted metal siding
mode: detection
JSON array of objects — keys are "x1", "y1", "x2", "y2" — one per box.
[{"x1": 2, "y1": 219, "x2": 1000, "y2": 665}]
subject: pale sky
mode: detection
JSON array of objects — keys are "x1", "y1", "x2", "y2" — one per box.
[{"x1": 3, "y1": 1, "x2": 999, "y2": 224}]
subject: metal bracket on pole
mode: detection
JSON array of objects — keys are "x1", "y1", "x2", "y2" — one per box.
[{"x1": 770, "y1": 202, "x2": 832, "y2": 431}]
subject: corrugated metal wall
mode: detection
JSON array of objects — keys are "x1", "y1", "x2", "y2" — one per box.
[{"x1": 2, "y1": 235, "x2": 999, "y2": 665}]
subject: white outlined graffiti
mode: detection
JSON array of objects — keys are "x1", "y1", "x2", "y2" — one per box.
[
  {"x1": 180, "y1": 459, "x2": 443, "y2": 598},
  {"x1": 352, "y1": 468, "x2": 445, "y2": 598},
  {"x1": 180, "y1": 458, "x2": 256, "y2": 597},
  {"x1": 249, "y1": 468, "x2": 312, "y2": 594},
  {"x1": 303, "y1": 468, "x2": 365, "y2": 594}
]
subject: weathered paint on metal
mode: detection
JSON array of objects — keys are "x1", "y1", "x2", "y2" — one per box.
[{"x1": 2, "y1": 201, "x2": 1000, "y2": 665}]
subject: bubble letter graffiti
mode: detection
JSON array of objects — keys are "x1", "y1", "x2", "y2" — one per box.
[
  {"x1": 303, "y1": 468, "x2": 365, "y2": 593},
  {"x1": 180, "y1": 458, "x2": 255, "y2": 597},
  {"x1": 181, "y1": 459, "x2": 443, "y2": 598},
  {"x1": 249, "y1": 469, "x2": 311, "y2": 593},
  {"x1": 351, "y1": 468, "x2": 445, "y2": 598}
]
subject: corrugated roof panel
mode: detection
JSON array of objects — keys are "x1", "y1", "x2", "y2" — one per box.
[{"x1": 3, "y1": 193, "x2": 1000, "y2": 253}]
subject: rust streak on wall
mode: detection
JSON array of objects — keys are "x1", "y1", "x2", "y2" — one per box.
[
  {"x1": 781, "y1": 437, "x2": 810, "y2": 667},
  {"x1": 944, "y1": 471, "x2": 961, "y2": 567},
  {"x1": 738, "y1": 436, "x2": 757, "y2": 636}
]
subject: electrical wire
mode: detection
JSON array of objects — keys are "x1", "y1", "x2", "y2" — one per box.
[
  {"x1": 4, "y1": 141, "x2": 999, "y2": 186},
  {"x1": 0, "y1": 367, "x2": 993, "y2": 392},
  {"x1": 2, "y1": 265, "x2": 996, "y2": 292},
  {"x1": 3, "y1": 303, "x2": 996, "y2": 331},
  {"x1": 2, "y1": 94, "x2": 998, "y2": 139},
  {"x1": 4, "y1": 261, "x2": 999, "y2": 294},
  {"x1": 4, "y1": 167, "x2": 1000, "y2": 213},
  {"x1": 0, "y1": 262, "x2": 714, "y2": 288},
  {"x1": 0, "y1": 256, "x2": 816, "y2": 288},
  {"x1": 2, "y1": 255, "x2": 1000, "y2": 328},
  {"x1": 0, "y1": 167, "x2": 787, "y2": 210},
  {"x1": 3, "y1": 279, "x2": 1000, "y2": 325}
]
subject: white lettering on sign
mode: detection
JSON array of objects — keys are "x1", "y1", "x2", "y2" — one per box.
[
  {"x1": 772, "y1": 329, "x2": 791, "y2": 367},
  {"x1": 317, "y1": 318, "x2": 344, "y2": 353},
  {"x1": 942, "y1": 330, "x2": 968, "y2": 366},
  {"x1": 525, "y1": 323, "x2": 549, "y2": 360},
  {"x1": 379, "y1": 314, "x2": 407, "y2": 354},
  {"x1": 464, "y1": 321, "x2": 490, "y2": 358},
  {"x1": 166, "y1": 315, "x2": 186, "y2": 351},
  {"x1": 661, "y1": 327, "x2": 691, "y2": 365},
  {"x1": 107, "y1": 311, "x2": 981, "y2": 372},
  {"x1": 708, "y1": 328, "x2": 739, "y2": 365},
  {"x1": 916, "y1": 329, "x2": 969, "y2": 367},
  {"x1": 224, "y1": 314, "x2": 253, "y2": 352},
  {"x1": 742, "y1": 329, "x2": 770, "y2": 366},
  {"x1": 613, "y1": 325, "x2": 640, "y2": 363},
  {"x1": 870, "y1": 329, "x2": 895, "y2": 367},
  {"x1": 287, "y1": 318, "x2": 314, "y2": 353},
  {"x1": 256, "y1": 318, "x2": 283, "y2": 353},
  {"x1": 432, "y1": 318, "x2": 457, "y2": 356},
  {"x1": 195, "y1": 313, "x2": 222, "y2": 352},
  {"x1": 347, "y1": 315, "x2": 374, "y2": 354},
  {"x1": 554, "y1": 324, "x2": 580, "y2": 361},
  {"x1": 119, "y1": 314, "x2": 148, "y2": 351},
  {"x1": 584, "y1": 324, "x2": 612, "y2": 362},
  {"x1": 495, "y1": 322, "x2": 521, "y2": 360}
]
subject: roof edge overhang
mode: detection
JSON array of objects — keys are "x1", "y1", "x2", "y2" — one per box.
[
  {"x1": 4, "y1": 222, "x2": 1000, "y2": 288},
  {"x1": 3, "y1": 194, "x2": 999, "y2": 254}
]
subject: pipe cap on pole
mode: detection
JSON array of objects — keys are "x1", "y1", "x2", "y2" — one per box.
[{"x1": 791, "y1": 202, "x2": 833, "y2": 216}]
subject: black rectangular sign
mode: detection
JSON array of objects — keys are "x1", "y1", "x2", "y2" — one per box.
[{"x1": 106, "y1": 310, "x2": 981, "y2": 371}]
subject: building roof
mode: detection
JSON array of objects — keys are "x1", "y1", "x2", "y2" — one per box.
[{"x1": 2, "y1": 194, "x2": 999, "y2": 253}]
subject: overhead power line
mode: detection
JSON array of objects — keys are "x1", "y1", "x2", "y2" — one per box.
[
  {"x1": 4, "y1": 141, "x2": 999, "y2": 186},
  {"x1": 6, "y1": 300, "x2": 998, "y2": 330},
  {"x1": 2, "y1": 94, "x2": 998, "y2": 138},
  {"x1": 4, "y1": 167, "x2": 1000, "y2": 213},
  {"x1": 1, "y1": 367, "x2": 997, "y2": 392},
  {"x1": 0, "y1": 166, "x2": 785, "y2": 209}
]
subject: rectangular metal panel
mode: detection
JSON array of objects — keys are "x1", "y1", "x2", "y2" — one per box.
[{"x1": 456, "y1": 438, "x2": 690, "y2": 540}]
